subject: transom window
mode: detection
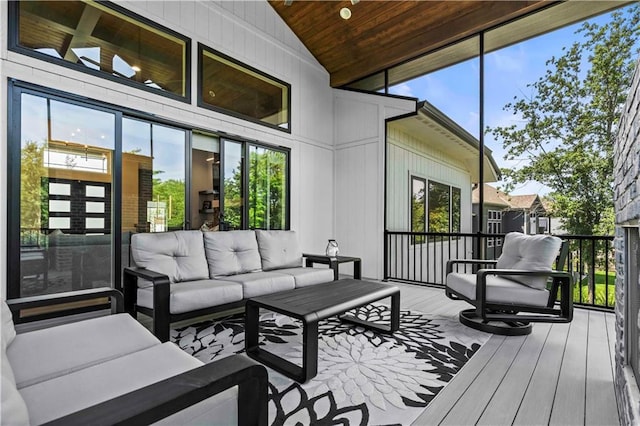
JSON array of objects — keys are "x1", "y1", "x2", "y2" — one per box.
[{"x1": 10, "y1": 1, "x2": 190, "y2": 100}]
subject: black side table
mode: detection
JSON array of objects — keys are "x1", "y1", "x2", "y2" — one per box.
[{"x1": 303, "y1": 254, "x2": 361, "y2": 281}]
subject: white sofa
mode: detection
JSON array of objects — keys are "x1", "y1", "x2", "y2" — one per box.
[
  {"x1": 124, "y1": 230, "x2": 335, "y2": 341},
  {"x1": 1, "y1": 288, "x2": 267, "y2": 425}
]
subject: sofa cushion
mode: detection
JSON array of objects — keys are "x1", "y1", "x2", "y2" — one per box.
[
  {"x1": 255, "y1": 230, "x2": 303, "y2": 271},
  {"x1": 447, "y1": 272, "x2": 550, "y2": 307},
  {"x1": 496, "y1": 232, "x2": 562, "y2": 290},
  {"x1": 1, "y1": 349, "x2": 29, "y2": 426},
  {"x1": 137, "y1": 280, "x2": 244, "y2": 315},
  {"x1": 203, "y1": 231, "x2": 262, "y2": 277},
  {"x1": 18, "y1": 342, "x2": 237, "y2": 426},
  {"x1": 224, "y1": 272, "x2": 295, "y2": 298},
  {"x1": 276, "y1": 267, "x2": 335, "y2": 288},
  {"x1": 131, "y1": 231, "x2": 209, "y2": 283},
  {"x1": 8, "y1": 313, "x2": 159, "y2": 389},
  {"x1": 1, "y1": 299, "x2": 16, "y2": 348}
]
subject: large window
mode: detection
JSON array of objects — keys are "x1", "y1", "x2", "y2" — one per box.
[
  {"x1": 410, "y1": 176, "x2": 426, "y2": 244},
  {"x1": 428, "y1": 180, "x2": 461, "y2": 234},
  {"x1": 199, "y1": 45, "x2": 291, "y2": 132},
  {"x1": 10, "y1": 1, "x2": 190, "y2": 100}
]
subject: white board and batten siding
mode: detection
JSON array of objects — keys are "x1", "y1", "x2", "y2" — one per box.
[
  {"x1": 0, "y1": 0, "x2": 336, "y2": 290},
  {"x1": 386, "y1": 123, "x2": 475, "y2": 283},
  {"x1": 333, "y1": 90, "x2": 416, "y2": 280}
]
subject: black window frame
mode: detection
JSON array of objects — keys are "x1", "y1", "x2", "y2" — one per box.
[
  {"x1": 8, "y1": 0, "x2": 192, "y2": 104},
  {"x1": 197, "y1": 43, "x2": 292, "y2": 134}
]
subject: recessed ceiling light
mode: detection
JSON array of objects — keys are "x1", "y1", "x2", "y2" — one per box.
[{"x1": 340, "y1": 7, "x2": 351, "y2": 20}]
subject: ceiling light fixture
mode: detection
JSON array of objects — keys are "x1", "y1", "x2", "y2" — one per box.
[
  {"x1": 209, "y1": 90, "x2": 216, "y2": 98},
  {"x1": 340, "y1": 7, "x2": 351, "y2": 20},
  {"x1": 131, "y1": 65, "x2": 141, "y2": 72}
]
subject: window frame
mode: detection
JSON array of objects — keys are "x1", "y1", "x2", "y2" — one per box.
[
  {"x1": 8, "y1": 0, "x2": 192, "y2": 103},
  {"x1": 197, "y1": 43, "x2": 292, "y2": 133}
]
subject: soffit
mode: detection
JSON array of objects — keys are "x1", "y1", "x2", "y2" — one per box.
[{"x1": 268, "y1": 0, "x2": 553, "y2": 87}]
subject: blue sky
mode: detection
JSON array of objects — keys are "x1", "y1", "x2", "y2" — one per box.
[{"x1": 390, "y1": 6, "x2": 636, "y2": 196}]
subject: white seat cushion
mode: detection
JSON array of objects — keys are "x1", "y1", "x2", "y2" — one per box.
[
  {"x1": 131, "y1": 231, "x2": 209, "y2": 283},
  {"x1": 447, "y1": 272, "x2": 550, "y2": 307},
  {"x1": 137, "y1": 280, "x2": 244, "y2": 314},
  {"x1": 19, "y1": 343, "x2": 237, "y2": 426},
  {"x1": 276, "y1": 267, "x2": 334, "y2": 288},
  {"x1": 2, "y1": 349, "x2": 30, "y2": 426},
  {"x1": 255, "y1": 230, "x2": 303, "y2": 271},
  {"x1": 496, "y1": 232, "x2": 561, "y2": 290},
  {"x1": 203, "y1": 231, "x2": 262, "y2": 277},
  {"x1": 224, "y1": 272, "x2": 295, "y2": 298},
  {"x1": 8, "y1": 314, "x2": 159, "y2": 388}
]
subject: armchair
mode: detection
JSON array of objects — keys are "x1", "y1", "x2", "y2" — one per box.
[{"x1": 445, "y1": 232, "x2": 573, "y2": 336}]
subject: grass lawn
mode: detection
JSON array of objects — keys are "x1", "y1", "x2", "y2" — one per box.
[{"x1": 573, "y1": 271, "x2": 616, "y2": 307}]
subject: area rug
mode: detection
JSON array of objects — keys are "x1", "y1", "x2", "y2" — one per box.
[{"x1": 172, "y1": 304, "x2": 490, "y2": 425}]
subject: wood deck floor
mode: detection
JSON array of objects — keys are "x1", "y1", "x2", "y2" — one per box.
[{"x1": 394, "y1": 282, "x2": 620, "y2": 426}]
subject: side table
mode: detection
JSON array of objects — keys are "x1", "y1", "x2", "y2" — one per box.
[{"x1": 303, "y1": 254, "x2": 361, "y2": 281}]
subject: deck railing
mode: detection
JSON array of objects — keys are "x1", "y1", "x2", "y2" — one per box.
[{"x1": 384, "y1": 231, "x2": 615, "y2": 310}]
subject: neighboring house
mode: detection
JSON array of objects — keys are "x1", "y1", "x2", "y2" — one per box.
[{"x1": 472, "y1": 184, "x2": 511, "y2": 258}]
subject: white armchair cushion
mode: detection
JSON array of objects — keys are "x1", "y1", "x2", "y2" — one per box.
[
  {"x1": 496, "y1": 232, "x2": 562, "y2": 290},
  {"x1": 1, "y1": 300, "x2": 16, "y2": 348},
  {"x1": 131, "y1": 231, "x2": 209, "y2": 283},
  {"x1": 255, "y1": 230, "x2": 302, "y2": 271},
  {"x1": 203, "y1": 231, "x2": 262, "y2": 277},
  {"x1": 447, "y1": 272, "x2": 550, "y2": 307}
]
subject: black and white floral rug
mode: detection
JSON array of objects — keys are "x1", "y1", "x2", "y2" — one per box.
[{"x1": 172, "y1": 305, "x2": 490, "y2": 426}]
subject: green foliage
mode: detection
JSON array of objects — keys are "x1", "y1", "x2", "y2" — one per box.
[
  {"x1": 489, "y1": 5, "x2": 640, "y2": 236},
  {"x1": 20, "y1": 141, "x2": 46, "y2": 233},
  {"x1": 152, "y1": 177, "x2": 185, "y2": 229},
  {"x1": 248, "y1": 149, "x2": 287, "y2": 230}
]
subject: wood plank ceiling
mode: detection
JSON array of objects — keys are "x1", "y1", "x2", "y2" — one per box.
[{"x1": 268, "y1": 0, "x2": 553, "y2": 87}]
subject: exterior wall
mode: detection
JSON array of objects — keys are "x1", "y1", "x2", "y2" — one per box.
[
  {"x1": 386, "y1": 124, "x2": 473, "y2": 232},
  {"x1": 333, "y1": 90, "x2": 415, "y2": 280},
  {"x1": 613, "y1": 57, "x2": 640, "y2": 425},
  {"x1": 0, "y1": 0, "x2": 335, "y2": 297}
]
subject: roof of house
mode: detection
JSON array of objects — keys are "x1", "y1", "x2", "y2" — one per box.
[
  {"x1": 472, "y1": 184, "x2": 511, "y2": 207},
  {"x1": 472, "y1": 184, "x2": 548, "y2": 214}
]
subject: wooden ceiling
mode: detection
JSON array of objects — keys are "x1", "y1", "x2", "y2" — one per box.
[{"x1": 268, "y1": 1, "x2": 553, "y2": 87}]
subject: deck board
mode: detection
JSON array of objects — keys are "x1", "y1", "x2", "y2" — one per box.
[
  {"x1": 548, "y1": 309, "x2": 588, "y2": 426},
  {"x1": 585, "y1": 311, "x2": 619, "y2": 425},
  {"x1": 477, "y1": 323, "x2": 552, "y2": 426},
  {"x1": 390, "y1": 282, "x2": 618, "y2": 426}
]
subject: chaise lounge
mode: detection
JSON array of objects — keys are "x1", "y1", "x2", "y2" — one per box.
[{"x1": 1, "y1": 287, "x2": 268, "y2": 425}]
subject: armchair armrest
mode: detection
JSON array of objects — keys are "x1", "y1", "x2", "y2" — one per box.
[
  {"x1": 446, "y1": 259, "x2": 498, "y2": 274},
  {"x1": 7, "y1": 287, "x2": 123, "y2": 324},
  {"x1": 476, "y1": 268, "x2": 573, "y2": 320},
  {"x1": 123, "y1": 266, "x2": 171, "y2": 342},
  {"x1": 44, "y1": 355, "x2": 268, "y2": 426}
]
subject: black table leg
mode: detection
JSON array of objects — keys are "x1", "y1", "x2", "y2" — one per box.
[{"x1": 353, "y1": 259, "x2": 361, "y2": 279}]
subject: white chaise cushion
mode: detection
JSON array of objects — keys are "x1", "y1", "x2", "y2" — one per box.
[
  {"x1": 2, "y1": 349, "x2": 30, "y2": 426},
  {"x1": 18, "y1": 342, "x2": 237, "y2": 426},
  {"x1": 131, "y1": 230, "x2": 209, "y2": 283},
  {"x1": 224, "y1": 272, "x2": 295, "y2": 298},
  {"x1": 447, "y1": 272, "x2": 550, "y2": 307},
  {"x1": 7, "y1": 314, "x2": 159, "y2": 389},
  {"x1": 203, "y1": 231, "x2": 262, "y2": 277},
  {"x1": 276, "y1": 267, "x2": 335, "y2": 288},
  {"x1": 137, "y1": 279, "x2": 244, "y2": 314},
  {"x1": 255, "y1": 230, "x2": 303, "y2": 271},
  {"x1": 496, "y1": 232, "x2": 562, "y2": 290},
  {"x1": 1, "y1": 299, "x2": 16, "y2": 348}
]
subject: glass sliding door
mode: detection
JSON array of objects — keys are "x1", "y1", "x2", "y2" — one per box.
[
  {"x1": 248, "y1": 145, "x2": 288, "y2": 230},
  {"x1": 221, "y1": 140, "x2": 244, "y2": 230},
  {"x1": 17, "y1": 92, "x2": 115, "y2": 296},
  {"x1": 122, "y1": 119, "x2": 186, "y2": 235}
]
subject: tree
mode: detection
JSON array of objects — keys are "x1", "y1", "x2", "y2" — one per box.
[
  {"x1": 21, "y1": 141, "x2": 46, "y2": 239},
  {"x1": 488, "y1": 5, "x2": 640, "y2": 237}
]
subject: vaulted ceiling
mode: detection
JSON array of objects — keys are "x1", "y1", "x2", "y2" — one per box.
[{"x1": 268, "y1": 0, "x2": 554, "y2": 87}]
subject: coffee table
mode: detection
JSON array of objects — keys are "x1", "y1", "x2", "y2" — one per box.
[{"x1": 245, "y1": 279, "x2": 400, "y2": 383}]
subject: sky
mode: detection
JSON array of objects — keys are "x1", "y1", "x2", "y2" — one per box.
[{"x1": 389, "y1": 5, "x2": 638, "y2": 196}]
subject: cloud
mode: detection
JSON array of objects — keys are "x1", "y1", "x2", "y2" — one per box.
[
  {"x1": 389, "y1": 83, "x2": 414, "y2": 97},
  {"x1": 489, "y1": 47, "x2": 527, "y2": 73}
]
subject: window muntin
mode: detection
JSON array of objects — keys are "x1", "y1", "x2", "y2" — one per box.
[
  {"x1": 199, "y1": 45, "x2": 291, "y2": 132},
  {"x1": 13, "y1": 1, "x2": 189, "y2": 99},
  {"x1": 410, "y1": 176, "x2": 426, "y2": 244}
]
